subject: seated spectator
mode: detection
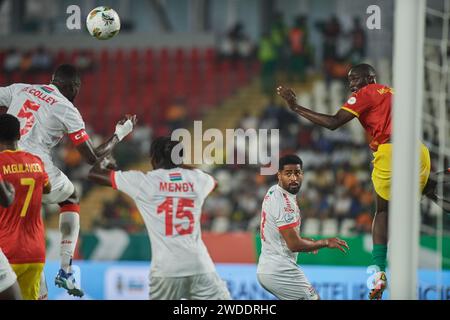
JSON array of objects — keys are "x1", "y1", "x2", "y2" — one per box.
[
  {"x1": 165, "y1": 97, "x2": 187, "y2": 131},
  {"x1": 75, "y1": 50, "x2": 95, "y2": 72},
  {"x1": 31, "y1": 46, "x2": 53, "y2": 72},
  {"x1": 3, "y1": 48, "x2": 22, "y2": 73},
  {"x1": 19, "y1": 51, "x2": 33, "y2": 73}
]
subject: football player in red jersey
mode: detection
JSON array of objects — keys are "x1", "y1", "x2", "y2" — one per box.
[
  {"x1": 0, "y1": 171, "x2": 22, "y2": 300},
  {"x1": 278, "y1": 63, "x2": 449, "y2": 300},
  {"x1": 0, "y1": 114, "x2": 51, "y2": 299}
]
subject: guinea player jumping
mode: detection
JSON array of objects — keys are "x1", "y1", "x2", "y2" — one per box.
[{"x1": 277, "y1": 63, "x2": 449, "y2": 300}]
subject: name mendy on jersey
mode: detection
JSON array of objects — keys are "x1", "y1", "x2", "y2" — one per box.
[
  {"x1": 160, "y1": 182, "x2": 194, "y2": 192},
  {"x1": 171, "y1": 121, "x2": 279, "y2": 175}
]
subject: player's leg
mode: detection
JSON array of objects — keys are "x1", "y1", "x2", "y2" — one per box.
[
  {"x1": 11, "y1": 263, "x2": 44, "y2": 300},
  {"x1": 54, "y1": 190, "x2": 84, "y2": 297},
  {"x1": 189, "y1": 272, "x2": 231, "y2": 300},
  {"x1": 42, "y1": 169, "x2": 83, "y2": 297},
  {"x1": 257, "y1": 270, "x2": 319, "y2": 300},
  {"x1": 149, "y1": 276, "x2": 190, "y2": 300},
  {"x1": 0, "y1": 281, "x2": 22, "y2": 300},
  {"x1": 369, "y1": 195, "x2": 389, "y2": 300},
  {"x1": 0, "y1": 250, "x2": 22, "y2": 300},
  {"x1": 369, "y1": 144, "x2": 392, "y2": 300},
  {"x1": 38, "y1": 271, "x2": 48, "y2": 300}
]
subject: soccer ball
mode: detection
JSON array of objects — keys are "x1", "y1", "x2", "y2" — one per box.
[{"x1": 86, "y1": 6, "x2": 120, "y2": 40}]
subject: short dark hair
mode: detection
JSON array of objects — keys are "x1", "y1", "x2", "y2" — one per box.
[
  {"x1": 0, "y1": 114, "x2": 20, "y2": 142},
  {"x1": 278, "y1": 154, "x2": 303, "y2": 171},
  {"x1": 150, "y1": 136, "x2": 183, "y2": 169},
  {"x1": 52, "y1": 64, "x2": 80, "y2": 86},
  {"x1": 350, "y1": 63, "x2": 376, "y2": 77}
]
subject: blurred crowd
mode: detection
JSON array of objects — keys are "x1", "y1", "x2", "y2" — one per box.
[
  {"x1": 255, "y1": 13, "x2": 367, "y2": 96},
  {"x1": 2, "y1": 46, "x2": 95, "y2": 79},
  {"x1": 201, "y1": 99, "x2": 374, "y2": 235}
]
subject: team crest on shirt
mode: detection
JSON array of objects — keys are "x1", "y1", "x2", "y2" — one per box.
[
  {"x1": 347, "y1": 97, "x2": 357, "y2": 105},
  {"x1": 284, "y1": 212, "x2": 295, "y2": 223}
]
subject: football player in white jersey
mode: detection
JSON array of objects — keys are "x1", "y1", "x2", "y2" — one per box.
[
  {"x1": 0, "y1": 64, "x2": 136, "y2": 297},
  {"x1": 257, "y1": 154, "x2": 349, "y2": 300},
  {"x1": 0, "y1": 173, "x2": 22, "y2": 300},
  {"x1": 88, "y1": 136, "x2": 231, "y2": 300}
]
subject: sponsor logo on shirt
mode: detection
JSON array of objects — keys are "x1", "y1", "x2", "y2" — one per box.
[
  {"x1": 347, "y1": 97, "x2": 357, "y2": 105},
  {"x1": 284, "y1": 212, "x2": 295, "y2": 223},
  {"x1": 377, "y1": 87, "x2": 394, "y2": 95}
]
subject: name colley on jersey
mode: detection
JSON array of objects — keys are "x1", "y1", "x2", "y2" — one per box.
[
  {"x1": 20, "y1": 85, "x2": 58, "y2": 106},
  {"x1": 159, "y1": 172, "x2": 194, "y2": 192}
]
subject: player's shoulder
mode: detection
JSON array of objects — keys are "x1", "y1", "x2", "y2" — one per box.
[
  {"x1": 17, "y1": 150, "x2": 44, "y2": 163},
  {"x1": 5, "y1": 83, "x2": 29, "y2": 92},
  {"x1": 3, "y1": 149, "x2": 44, "y2": 164},
  {"x1": 264, "y1": 185, "x2": 283, "y2": 202},
  {"x1": 359, "y1": 83, "x2": 390, "y2": 95}
]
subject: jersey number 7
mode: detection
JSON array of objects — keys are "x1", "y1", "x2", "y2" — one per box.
[
  {"x1": 157, "y1": 197, "x2": 194, "y2": 236},
  {"x1": 18, "y1": 99, "x2": 41, "y2": 136}
]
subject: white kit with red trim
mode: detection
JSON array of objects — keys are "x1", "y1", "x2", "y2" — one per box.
[
  {"x1": 0, "y1": 83, "x2": 89, "y2": 157},
  {"x1": 257, "y1": 184, "x2": 302, "y2": 275},
  {"x1": 110, "y1": 167, "x2": 217, "y2": 277}
]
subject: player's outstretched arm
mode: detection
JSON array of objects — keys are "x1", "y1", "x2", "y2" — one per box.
[
  {"x1": 76, "y1": 114, "x2": 137, "y2": 165},
  {"x1": 277, "y1": 86, "x2": 355, "y2": 130},
  {"x1": 87, "y1": 161, "x2": 114, "y2": 187},
  {"x1": 0, "y1": 178, "x2": 15, "y2": 207},
  {"x1": 280, "y1": 227, "x2": 349, "y2": 253}
]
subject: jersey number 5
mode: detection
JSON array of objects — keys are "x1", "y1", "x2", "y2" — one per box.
[
  {"x1": 157, "y1": 197, "x2": 194, "y2": 236},
  {"x1": 18, "y1": 99, "x2": 41, "y2": 136}
]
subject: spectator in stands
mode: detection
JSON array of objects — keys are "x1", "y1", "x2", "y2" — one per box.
[
  {"x1": 74, "y1": 50, "x2": 95, "y2": 73},
  {"x1": 270, "y1": 12, "x2": 289, "y2": 72},
  {"x1": 165, "y1": 97, "x2": 187, "y2": 131},
  {"x1": 333, "y1": 187, "x2": 352, "y2": 226},
  {"x1": 31, "y1": 46, "x2": 53, "y2": 72},
  {"x1": 3, "y1": 48, "x2": 22, "y2": 74},
  {"x1": 130, "y1": 122, "x2": 153, "y2": 159},
  {"x1": 239, "y1": 112, "x2": 258, "y2": 130},
  {"x1": 219, "y1": 22, "x2": 254, "y2": 64},
  {"x1": 258, "y1": 31, "x2": 278, "y2": 97},
  {"x1": 316, "y1": 15, "x2": 342, "y2": 61},
  {"x1": 288, "y1": 15, "x2": 310, "y2": 82},
  {"x1": 316, "y1": 16, "x2": 351, "y2": 85},
  {"x1": 346, "y1": 17, "x2": 367, "y2": 64},
  {"x1": 19, "y1": 51, "x2": 33, "y2": 73},
  {"x1": 259, "y1": 97, "x2": 281, "y2": 130}
]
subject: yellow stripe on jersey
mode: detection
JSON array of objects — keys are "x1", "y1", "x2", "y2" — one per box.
[{"x1": 341, "y1": 106, "x2": 360, "y2": 117}]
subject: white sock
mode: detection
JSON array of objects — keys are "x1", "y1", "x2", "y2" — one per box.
[{"x1": 59, "y1": 211, "x2": 80, "y2": 273}]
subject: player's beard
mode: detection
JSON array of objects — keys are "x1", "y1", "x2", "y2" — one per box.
[{"x1": 287, "y1": 183, "x2": 300, "y2": 194}]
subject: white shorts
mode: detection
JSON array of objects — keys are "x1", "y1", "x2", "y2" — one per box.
[
  {"x1": 257, "y1": 269, "x2": 319, "y2": 300},
  {"x1": 0, "y1": 249, "x2": 17, "y2": 294},
  {"x1": 41, "y1": 160, "x2": 75, "y2": 204},
  {"x1": 150, "y1": 272, "x2": 231, "y2": 300}
]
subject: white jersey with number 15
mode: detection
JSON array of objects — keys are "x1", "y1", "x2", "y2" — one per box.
[{"x1": 111, "y1": 167, "x2": 217, "y2": 277}]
